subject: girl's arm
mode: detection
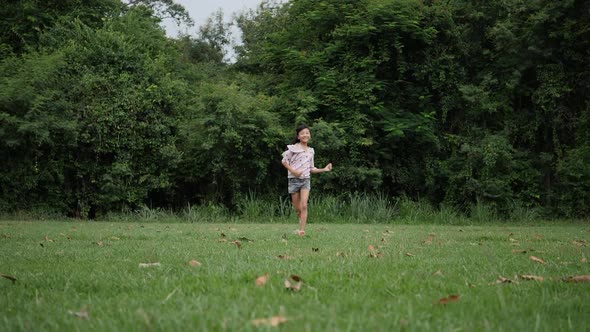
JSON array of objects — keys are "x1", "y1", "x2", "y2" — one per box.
[
  {"x1": 311, "y1": 163, "x2": 333, "y2": 174},
  {"x1": 282, "y1": 160, "x2": 303, "y2": 177}
]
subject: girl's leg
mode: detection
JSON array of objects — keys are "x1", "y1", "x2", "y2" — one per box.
[
  {"x1": 291, "y1": 192, "x2": 301, "y2": 219},
  {"x1": 298, "y1": 189, "x2": 310, "y2": 234}
]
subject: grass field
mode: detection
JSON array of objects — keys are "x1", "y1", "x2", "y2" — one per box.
[{"x1": 1, "y1": 220, "x2": 589, "y2": 331}]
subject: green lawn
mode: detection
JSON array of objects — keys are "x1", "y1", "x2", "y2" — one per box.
[{"x1": 1, "y1": 221, "x2": 589, "y2": 331}]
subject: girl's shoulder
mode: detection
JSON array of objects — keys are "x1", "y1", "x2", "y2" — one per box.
[{"x1": 285, "y1": 144, "x2": 313, "y2": 153}]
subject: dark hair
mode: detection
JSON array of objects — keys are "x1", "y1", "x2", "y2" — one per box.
[{"x1": 291, "y1": 124, "x2": 310, "y2": 144}]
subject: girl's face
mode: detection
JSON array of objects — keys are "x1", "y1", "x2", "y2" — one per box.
[{"x1": 298, "y1": 128, "x2": 311, "y2": 143}]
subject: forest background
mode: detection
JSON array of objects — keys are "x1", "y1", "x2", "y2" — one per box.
[{"x1": 1, "y1": 0, "x2": 589, "y2": 220}]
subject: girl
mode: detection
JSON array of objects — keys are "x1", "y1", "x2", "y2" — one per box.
[{"x1": 281, "y1": 124, "x2": 332, "y2": 236}]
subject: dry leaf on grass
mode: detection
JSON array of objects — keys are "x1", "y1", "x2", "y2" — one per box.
[
  {"x1": 496, "y1": 276, "x2": 514, "y2": 284},
  {"x1": 521, "y1": 275, "x2": 544, "y2": 281},
  {"x1": 432, "y1": 270, "x2": 444, "y2": 276},
  {"x1": 68, "y1": 308, "x2": 90, "y2": 320},
  {"x1": 423, "y1": 234, "x2": 435, "y2": 244},
  {"x1": 438, "y1": 294, "x2": 460, "y2": 304},
  {"x1": 44, "y1": 235, "x2": 54, "y2": 242},
  {"x1": 572, "y1": 240, "x2": 587, "y2": 247},
  {"x1": 139, "y1": 262, "x2": 161, "y2": 268},
  {"x1": 512, "y1": 249, "x2": 527, "y2": 254},
  {"x1": 256, "y1": 274, "x2": 269, "y2": 286},
  {"x1": 529, "y1": 256, "x2": 546, "y2": 264},
  {"x1": 251, "y1": 315, "x2": 288, "y2": 327},
  {"x1": 369, "y1": 251, "x2": 383, "y2": 258},
  {"x1": 232, "y1": 240, "x2": 242, "y2": 249},
  {"x1": 285, "y1": 274, "x2": 303, "y2": 292},
  {"x1": 1, "y1": 274, "x2": 16, "y2": 284},
  {"x1": 406, "y1": 252, "x2": 414, "y2": 257},
  {"x1": 368, "y1": 245, "x2": 375, "y2": 251},
  {"x1": 162, "y1": 287, "x2": 179, "y2": 304},
  {"x1": 581, "y1": 257, "x2": 588, "y2": 263},
  {"x1": 188, "y1": 260, "x2": 201, "y2": 267},
  {"x1": 564, "y1": 275, "x2": 590, "y2": 283},
  {"x1": 284, "y1": 279, "x2": 302, "y2": 292}
]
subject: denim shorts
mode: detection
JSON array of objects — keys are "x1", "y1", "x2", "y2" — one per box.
[{"x1": 288, "y1": 177, "x2": 311, "y2": 194}]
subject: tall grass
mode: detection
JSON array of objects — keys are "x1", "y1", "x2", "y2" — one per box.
[{"x1": 0, "y1": 195, "x2": 560, "y2": 224}]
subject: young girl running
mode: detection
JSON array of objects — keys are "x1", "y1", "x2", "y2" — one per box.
[{"x1": 281, "y1": 124, "x2": 332, "y2": 236}]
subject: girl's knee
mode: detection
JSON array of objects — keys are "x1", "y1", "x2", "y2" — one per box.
[{"x1": 300, "y1": 202, "x2": 308, "y2": 211}]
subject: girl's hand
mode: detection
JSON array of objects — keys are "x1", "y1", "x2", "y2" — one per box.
[
  {"x1": 292, "y1": 170, "x2": 303, "y2": 177},
  {"x1": 324, "y1": 163, "x2": 333, "y2": 172}
]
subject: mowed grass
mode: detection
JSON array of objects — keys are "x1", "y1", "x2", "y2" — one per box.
[{"x1": 1, "y1": 221, "x2": 589, "y2": 331}]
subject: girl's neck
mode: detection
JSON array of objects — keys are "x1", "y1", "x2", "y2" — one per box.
[{"x1": 298, "y1": 142, "x2": 308, "y2": 149}]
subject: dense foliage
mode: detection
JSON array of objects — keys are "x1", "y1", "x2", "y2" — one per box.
[{"x1": 1, "y1": 0, "x2": 589, "y2": 218}]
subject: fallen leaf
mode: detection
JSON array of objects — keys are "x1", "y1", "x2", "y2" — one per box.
[
  {"x1": 68, "y1": 308, "x2": 90, "y2": 320},
  {"x1": 521, "y1": 275, "x2": 544, "y2": 281},
  {"x1": 448, "y1": 294, "x2": 460, "y2": 302},
  {"x1": 581, "y1": 258, "x2": 588, "y2": 263},
  {"x1": 368, "y1": 245, "x2": 375, "y2": 251},
  {"x1": 336, "y1": 252, "x2": 346, "y2": 257},
  {"x1": 110, "y1": 236, "x2": 120, "y2": 240},
  {"x1": 529, "y1": 256, "x2": 546, "y2": 264},
  {"x1": 284, "y1": 279, "x2": 302, "y2": 292},
  {"x1": 139, "y1": 262, "x2": 161, "y2": 268},
  {"x1": 162, "y1": 287, "x2": 179, "y2": 304},
  {"x1": 512, "y1": 249, "x2": 527, "y2": 254},
  {"x1": 232, "y1": 240, "x2": 242, "y2": 249},
  {"x1": 218, "y1": 238, "x2": 227, "y2": 243},
  {"x1": 256, "y1": 274, "x2": 269, "y2": 286},
  {"x1": 188, "y1": 260, "x2": 201, "y2": 267},
  {"x1": 277, "y1": 254, "x2": 293, "y2": 260},
  {"x1": 238, "y1": 237, "x2": 254, "y2": 242},
  {"x1": 281, "y1": 239, "x2": 288, "y2": 244},
  {"x1": 251, "y1": 315, "x2": 288, "y2": 327},
  {"x1": 573, "y1": 240, "x2": 587, "y2": 247},
  {"x1": 496, "y1": 276, "x2": 514, "y2": 284},
  {"x1": 534, "y1": 234, "x2": 544, "y2": 239},
  {"x1": 564, "y1": 275, "x2": 590, "y2": 283},
  {"x1": 369, "y1": 252, "x2": 383, "y2": 258},
  {"x1": 438, "y1": 294, "x2": 460, "y2": 304},
  {"x1": 406, "y1": 253, "x2": 414, "y2": 257},
  {"x1": 423, "y1": 234, "x2": 435, "y2": 244},
  {"x1": 432, "y1": 270, "x2": 444, "y2": 276},
  {"x1": 1, "y1": 274, "x2": 16, "y2": 284},
  {"x1": 284, "y1": 274, "x2": 303, "y2": 292},
  {"x1": 94, "y1": 241, "x2": 104, "y2": 247},
  {"x1": 44, "y1": 235, "x2": 54, "y2": 242}
]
